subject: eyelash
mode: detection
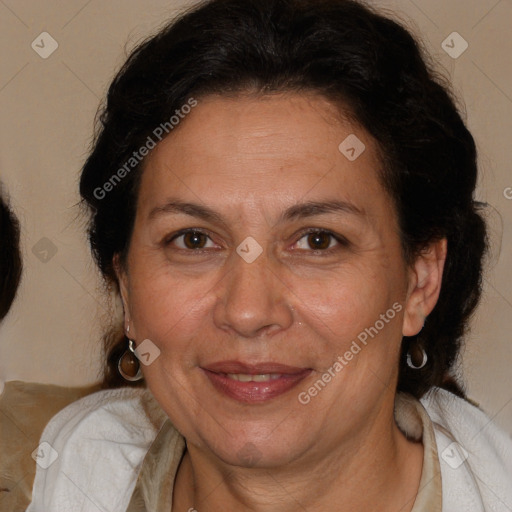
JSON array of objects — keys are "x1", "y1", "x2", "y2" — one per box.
[{"x1": 164, "y1": 228, "x2": 349, "y2": 255}]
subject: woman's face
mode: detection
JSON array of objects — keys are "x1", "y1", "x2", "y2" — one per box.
[{"x1": 119, "y1": 93, "x2": 434, "y2": 468}]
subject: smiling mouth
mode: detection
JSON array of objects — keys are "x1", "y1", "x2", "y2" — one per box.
[{"x1": 201, "y1": 361, "x2": 312, "y2": 403}]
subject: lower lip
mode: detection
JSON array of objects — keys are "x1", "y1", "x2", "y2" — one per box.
[{"x1": 202, "y1": 369, "x2": 312, "y2": 403}]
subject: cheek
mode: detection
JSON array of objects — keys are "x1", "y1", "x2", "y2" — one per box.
[
  {"x1": 297, "y1": 274, "x2": 405, "y2": 395},
  {"x1": 294, "y1": 266, "x2": 397, "y2": 338},
  {"x1": 128, "y1": 264, "x2": 215, "y2": 353}
]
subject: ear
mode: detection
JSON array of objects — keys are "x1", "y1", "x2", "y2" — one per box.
[{"x1": 402, "y1": 238, "x2": 447, "y2": 337}]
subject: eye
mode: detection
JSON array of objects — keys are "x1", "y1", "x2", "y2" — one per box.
[
  {"x1": 293, "y1": 229, "x2": 346, "y2": 252},
  {"x1": 166, "y1": 229, "x2": 217, "y2": 250}
]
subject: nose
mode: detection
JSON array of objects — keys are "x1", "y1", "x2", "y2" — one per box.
[{"x1": 212, "y1": 246, "x2": 294, "y2": 339}]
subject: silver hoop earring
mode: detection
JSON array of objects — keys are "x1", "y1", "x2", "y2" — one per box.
[
  {"x1": 406, "y1": 344, "x2": 428, "y2": 370},
  {"x1": 117, "y1": 339, "x2": 143, "y2": 382}
]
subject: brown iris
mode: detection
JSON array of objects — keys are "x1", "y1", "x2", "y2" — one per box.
[
  {"x1": 307, "y1": 232, "x2": 331, "y2": 250},
  {"x1": 183, "y1": 231, "x2": 208, "y2": 249}
]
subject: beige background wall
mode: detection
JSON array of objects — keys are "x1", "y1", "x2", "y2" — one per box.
[{"x1": 0, "y1": 0, "x2": 511, "y2": 434}]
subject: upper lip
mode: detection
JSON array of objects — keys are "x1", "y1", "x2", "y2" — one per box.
[{"x1": 202, "y1": 360, "x2": 310, "y2": 375}]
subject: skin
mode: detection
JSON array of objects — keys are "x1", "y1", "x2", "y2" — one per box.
[{"x1": 117, "y1": 92, "x2": 447, "y2": 511}]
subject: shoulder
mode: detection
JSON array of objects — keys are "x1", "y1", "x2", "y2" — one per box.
[
  {"x1": 27, "y1": 386, "x2": 167, "y2": 512},
  {"x1": 420, "y1": 387, "x2": 512, "y2": 465},
  {"x1": 36, "y1": 386, "x2": 166, "y2": 454},
  {"x1": 421, "y1": 387, "x2": 512, "y2": 511}
]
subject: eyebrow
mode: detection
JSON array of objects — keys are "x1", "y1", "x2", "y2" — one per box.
[{"x1": 148, "y1": 198, "x2": 365, "y2": 224}]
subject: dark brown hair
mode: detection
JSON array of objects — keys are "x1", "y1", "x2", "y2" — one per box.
[
  {"x1": 0, "y1": 188, "x2": 22, "y2": 321},
  {"x1": 80, "y1": 0, "x2": 487, "y2": 398}
]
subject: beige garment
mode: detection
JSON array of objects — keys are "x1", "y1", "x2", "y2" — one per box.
[
  {"x1": 127, "y1": 393, "x2": 442, "y2": 511},
  {"x1": 396, "y1": 393, "x2": 443, "y2": 511}
]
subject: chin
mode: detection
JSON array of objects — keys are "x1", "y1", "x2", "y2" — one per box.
[{"x1": 195, "y1": 420, "x2": 308, "y2": 470}]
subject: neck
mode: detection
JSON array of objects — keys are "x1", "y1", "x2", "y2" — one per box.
[{"x1": 173, "y1": 409, "x2": 423, "y2": 512}]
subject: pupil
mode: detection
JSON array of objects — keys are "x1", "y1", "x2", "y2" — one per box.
[{"x1": 308, "y1": 232, "x2": 329, "y2": 250}]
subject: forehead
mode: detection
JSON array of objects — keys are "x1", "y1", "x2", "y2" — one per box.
[
  {"x1": 137, "y1": 93, "x2": 389, "y2": 220},
  {"x1": 148, "y1": 93, "x2": 362, "y2": 164}
]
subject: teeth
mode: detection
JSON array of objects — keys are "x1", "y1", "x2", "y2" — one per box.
[{"x1": 226, "y1": 373, "x2": 283, "y2": 382}]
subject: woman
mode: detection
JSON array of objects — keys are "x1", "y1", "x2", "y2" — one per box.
[{"x1": 28, "y1": 0, "x2": 512, "y2": 510}]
